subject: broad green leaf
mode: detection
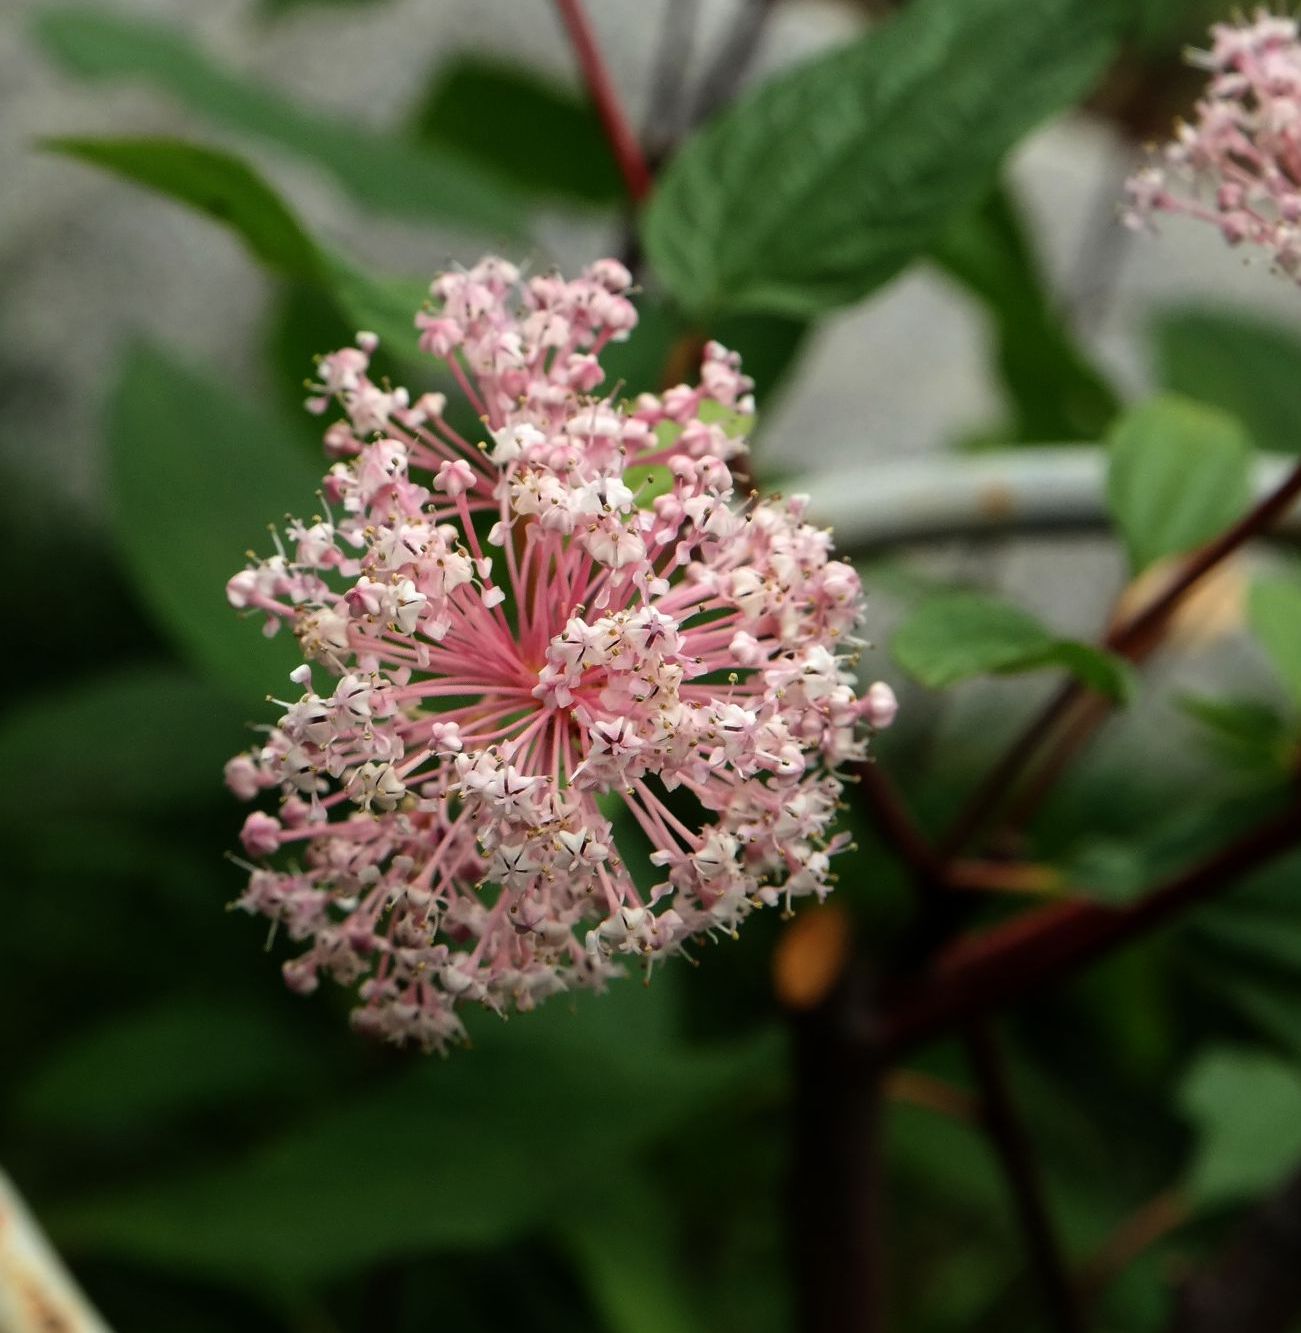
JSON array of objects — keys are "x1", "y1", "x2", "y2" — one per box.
[
  {"x1": 44, "y1": 135, "x2": 430, "y2": 359},
  {"x1": 642, "y1": 0, "x2": 1121, "y2": 319},
  {"x1": 414, "y1": 55, "x2": 621, "y2": 207},
  {"x1": 48, "y1": 980, "x2": 778, "y2": 1288},
  {"x1": 1130, "y1": 0, "x2": 1252, "y2": 53},
  {"x1": 1179, "y1": 694, "x2": 1295, "y2": 772},
  {"x1": 1153, "y1": 307, "x2": 1301, "y2": 456},
  {"x1": 712, "y1": 313, "x2": 809, "y2": 410},
  {"x1": 891, "y1": 592, "x2": 1133, "y2": 700},
  {"x1": 1063, "y1": 837, "x2": 1149, "y2": 906},
  {"x1": 624, "y1": 463, "x2": 675, "y2": 506},
  {"x1": 108, "y1": 344, "x2": 323, "y2": 700},
  {"x1": 1180, "y1": 1048, "x2": 1301, "y2": 1208},
  {"x1": 44, "y1": 136, "x2": 323, "y2": 280},
  {"x1": 563, "y1": 1176, "x2": 710, "y2": 1333},
  {"x1": 17, "y1": 999, "x2": 323, "y2": 1135},
  {"x1": 1183, "y1": 856, "x2": 1301, "y2": 1063},
  {"x1": 698, "y1": 397, "x2": 755, "y2": 439},
  {"x1": 1248, "y1": 576, "x2": 1301, "y2": 705},
  {"x1": 34, "y1": 7, "x2": 524, "y2": 233},
  {"x1": 1198, "y1": 966, "x2": 1301, "y2": 1065},
  {"x1": 0, "y1": 668, "x2": 251, "y2": 818},
  {"x1": 933, "y1": 187, "x2": 1119, "y2": 443},
  {"x1": 323, "y1": 257, "x2": 429, "y2": 361},
  {"x1": 597, "y1": 295, "x2": 808, "y2": 418},
  {"x1": 1106, "y1": 395, "x2": 1252, "y2": 573}
]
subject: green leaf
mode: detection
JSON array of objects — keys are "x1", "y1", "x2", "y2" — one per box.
[
  {"x1": 414, "y1": 55, "x2": 621, "y2": 207},
  {"x1": 1105, "y1": 395, "x2": 1252, "y2": 573},
  {"x1": 33, "y1": 7, "x2": 524, "y2": 234},
  {"x1": 1183, "y1": 856, "x2": 1301, "y2": 1064},
  {"x1": 1181, "y1": 1048, "x2": 1301, "y2": 1209},
  {"x1": 933, "y1": 186, "x2": 1119, "y2": 443},
  {"x1": 0, "y1": 668, "x2": 250, "y2": 818},
  {"x1": 1152, "y1": 307, "x2": 1301, "y2": 457},
  {"x1": 48, "y1": 980, "x2": 778, "y2": 1289},
  {"x1": 891, "y1": 591, "x2": 1133, "y2": 699},
  {"x1": 323, "y1": 257, "x2": 430, "y2": 361},
  {"x1": 44, "y1": 136, "x2": 323, "y2": 280},
  {"x1": 46, "y1": 135, "x2": 430, "y2": 361},
  {"x1": 1179, "y1": 695, "x2": 1295, "y2": 772},
  {"x1": 17, "y1": 999, "x2": 323, "y2": 1135},
  {"x1": 1064, "y1": 837, "x2": 1149, "y2": 906},
  {"x1": 642, "y1": 0, "x2": 1120, "y2": 319},
  {"x1": 108, "y1": 343, "x2": 324, "y2": 700},
  {"x1": 1248, "y1": 576, "x2": 1301, "y2": 705},
  {"x1": 563, "y1": 1176, "x2": 710, "y2": 1333}
]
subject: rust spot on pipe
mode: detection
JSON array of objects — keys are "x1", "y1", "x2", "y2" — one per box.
[{"x1": 977, "y1": 482, "x2": 1017, "y2": 521}]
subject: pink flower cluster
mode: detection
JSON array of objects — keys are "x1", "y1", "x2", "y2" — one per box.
[
  {"x1": 226, "y1": 256, "x2": 895, "y2": 1052},
  {"x1": 1126, "y1": 11, "x2": 1301, "y2": 276}
]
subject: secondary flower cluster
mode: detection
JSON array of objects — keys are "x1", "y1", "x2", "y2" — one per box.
[
  {"x1": 1126, "y1": 10, "x2": 1301, "y2": 275},
  {"x1": 226, "y1": 256, "x2": 895, "y2": 1052}
]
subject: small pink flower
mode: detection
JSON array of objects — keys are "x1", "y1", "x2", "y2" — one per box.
[
  {"x1": 226, "y1": 257, "x2": 893, "y2": 1052},
  {"x1": 1125, "y1": 10, "x2": 1301, "y2": 277}
]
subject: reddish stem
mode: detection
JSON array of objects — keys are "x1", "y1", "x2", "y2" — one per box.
[
  {"x1": 882, "y1": 794, "x2": 1301, "y2": 1054},
  {"x1": 965, "y1": 1023, "x2": 1084, "y2": 1333},
  {"x1": 941, "y1": 457, "x2": 1301, "y2": 856},
  {"x1": 553, "y1": 0, "x2": 655, "y2": 204}
]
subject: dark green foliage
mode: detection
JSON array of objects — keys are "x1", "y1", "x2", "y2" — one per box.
[{"x1": 642, "y1": 0, "x2": 1122, "y2": 318}]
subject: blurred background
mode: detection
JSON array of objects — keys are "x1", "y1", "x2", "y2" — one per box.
[{"x1": 6, "y1": 1, "x2": 1301, "y2": 1330}]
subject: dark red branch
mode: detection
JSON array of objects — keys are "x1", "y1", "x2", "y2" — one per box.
[
  {"x1": 852, "y1": 759, "x2": 947, "y2": 890},
  {"x1": 553, "y1": 0, "x2": 655, "y2": 204},
  {"x1": 1108, "y1": 457, "x2": 1301, "y2": 661},
  {"x1": 789, "y1": 962, "x2": 888, "y2": 1333},
  {"x1": 883, "y1": 795, "x2": 1301, "y2": 1055},
  {"x1": 965, "y1": 1024, "x2": 1083, "y2": 1333},
  {"x1": 941, "y1": 457, "x2": 1301, "y2": 856}
]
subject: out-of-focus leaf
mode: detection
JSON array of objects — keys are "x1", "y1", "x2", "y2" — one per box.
[
  {"x1": 1106, "y1": 395, "x2": 1252, "y2": 573},
  {"x1": 33, "y1": 7, "x2": 524, "y2": 233},
  {"x1": 1248, "y1": 576, "x2": 1301, "y2": 705},
  {"x1": 414, "y1": 55, "x2": 621, "y2": 207},
  {"x1": 598, "y1": 297, "x2": 808, "y2": 417},
  {"x1": 1179, "y1": 695, "x2": 1295, "y2": 772},
  {"x1": 44, "y1": 135, "x2": 429, "y2": 359},
  {"x1": 0, "y1": 668, "x2": 250, "y2": 818},
  {"x1": 44, "y1": 136, "x2": 323, "y2": 279},
  {"x1": 1130, "y1": 0, "x2": 1226, "y2": 51},
  {"x1": 563, "y1": 1176, "x2": 709, "y2": 1333},
  {"x1": 17, "y1": 1000, "x2": 322, "y2": 1135},
  {"x1": 642, "y1": 0, "x2": 1121, "y2": 319},
  {"x1": 1183, "y1": 857, "x2": 1301, "y2": 1062},
  {"x1": 323, "y1": 257, "x2": 429, "y2": 361},
  {"x1": 1200, "y1": 967, "x2": 1301, "y2": 1063},
  {"x1": 712, "y1": 311, "x2": 809, "y2": 410},
  {"x1": 108, "y1": 344, "x2": 323, "y2": 699},
  {"x1": 1153, "y1": 307, "x2": 1301, "y2": 456},
  {"x1": 933, "y1": 186, "x2": 1119, "y2": 442},
  {"x1": 1064, "y1": 837, "x2": 1149, "y2": 905},
  {"x1": 1180, "y1": 1048, "x2": 1301, "y2": 1209},
  {"x1": 49, "y1": 980, "x2": 779, "y2": 1289},
  {"x1": 891, "y1": 591, "x2": 1133, "y2": 699}
]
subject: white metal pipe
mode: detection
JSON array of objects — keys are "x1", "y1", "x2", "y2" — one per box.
[{"x1": 789, "y1": 447, "x2": 1300, "y2": 550}]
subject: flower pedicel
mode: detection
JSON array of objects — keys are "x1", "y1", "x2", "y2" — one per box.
[{"x1": 226, "y1": 257, "x2": 895, "y2": 1052}]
